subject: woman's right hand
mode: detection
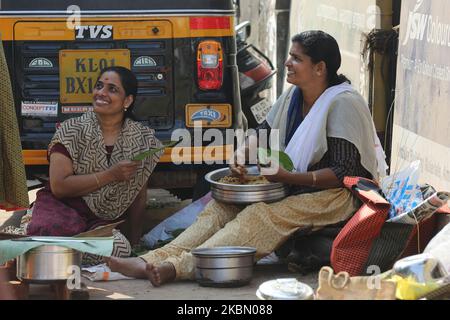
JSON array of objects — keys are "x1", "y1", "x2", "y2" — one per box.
[
  {"x1": 229, "y1": 147, "x2": 249, "y2": 180},
  {"x1": 108, "y1": 160, "x2": 140, "y2": 182},
  {"x1": 230, "y1": 162, "x2": 248, "y2": 177}
]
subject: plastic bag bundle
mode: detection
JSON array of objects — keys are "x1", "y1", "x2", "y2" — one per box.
[
  {"x1": 387, "y1": 192, "x2": 450, "y2": 224},
  {"x1": 381, "y1": 161, "x2": 423, "y2": 220}
]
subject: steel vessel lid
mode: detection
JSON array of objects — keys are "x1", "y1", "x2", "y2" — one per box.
[
  {"x1": 256, "y1": 278, "x2": 314, "y2": 300},
  {"x1": 192, "y1": 246, "x2": 256, "y2": 257}
]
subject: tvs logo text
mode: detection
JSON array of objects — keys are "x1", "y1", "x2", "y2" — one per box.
[{"x1": 75, "y1": 25, "x2": 113, "y2": 40}]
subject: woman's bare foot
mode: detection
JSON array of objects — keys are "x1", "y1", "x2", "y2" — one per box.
[
  {"x1": 106, "y1": 257, "x2": 148, "y2": 279},
  {"x1": 107, "y1": 257, "x2": 176, "y2": 286},
  {"x1": 146, "y1": 262, "x2": 176, "y2": 287}
]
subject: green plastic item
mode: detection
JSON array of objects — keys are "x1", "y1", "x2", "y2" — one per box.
[
  {"x1": 0, "y1": 237, "x2": 114, "y2": 265},
  {"x1": 132, "y1": 139, "x2": 182, "y2": 161},
  {"x1": 257, "y1": 148, "x2": 294, "y2": 172}
]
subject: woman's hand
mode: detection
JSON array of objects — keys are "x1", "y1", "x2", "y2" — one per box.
[
  {"x1": 260, "y1": 162, "x2": 290, "y2": 183},
  {"x1": 108, "y1": 160, "x2": 141, "y2": 182},
  {"x1": 229, "y1": 146, "x2": 249, "y2": 182},
  {"x1": 230, "y1": 163, "x2": 248, "y2": 184}
]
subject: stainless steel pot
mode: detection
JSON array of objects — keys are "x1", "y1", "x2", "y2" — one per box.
[
  {"x1": 192, "y1": 247, "x2": 256, "y2": 287},
  {"x1": 16, "y1": 245, "x2": 82, "y2": 283},
  {"x1": 205, "y1": 166, "x2": 288, "y2": 205}
]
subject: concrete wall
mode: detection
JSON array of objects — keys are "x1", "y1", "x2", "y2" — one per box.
[
  {"x1": 289, "y1": 0, "x2": 382, "y2": 93},
  {"x1": 288, "y1": 0, "x2": 395, "y2": 133},
  {"x1": 275, "y1": 0, "x2": 291, "y2": 97},
  {"x1": 237, "y1": 0, "x2": 279, "y2": 102}
]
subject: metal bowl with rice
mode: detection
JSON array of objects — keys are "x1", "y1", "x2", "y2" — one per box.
[{"x1": 205, "y1": 166, "x2": 288, "y2": 205}]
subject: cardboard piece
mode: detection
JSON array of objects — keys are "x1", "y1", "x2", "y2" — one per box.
[{"x1": 74, "y1": 220, "x2": 124, "y2": 238}]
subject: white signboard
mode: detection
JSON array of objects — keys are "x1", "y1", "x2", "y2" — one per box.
[
  {"x1": 288, "y1": 0, "x2": 395, "y2": 133},
  {"x1": 392, "y1": 0, "x2": 450, "y2": 191},
  {"x1": 288, "y1": 0, "x2": 386, "y2": 96}
]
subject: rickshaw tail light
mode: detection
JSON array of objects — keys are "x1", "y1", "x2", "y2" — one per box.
[
  {"x1": 197, "y1": 40, "x2": 223, "y2": 90},
  {"x1": 190, "y1": 17, "x2": 231, "y2": 30}
]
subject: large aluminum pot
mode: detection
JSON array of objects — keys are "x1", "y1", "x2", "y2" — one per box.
[
  {"x1": 17, "y1": 245, "x2": 82, "y2": 283},
  {"x1": 192, "y1": 247, "x2": 256, "y2": 287},
  {"x1": 205, "y1": 166, "x2": 288, "y2": 205}
]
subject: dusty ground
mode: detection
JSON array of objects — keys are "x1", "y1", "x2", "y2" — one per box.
[
  {"x1": 24, "y1": 264, "x2": 317, "y2": 300},
  {"x1": 1, "y1": 188, "x2": 319, "y2": 300}
]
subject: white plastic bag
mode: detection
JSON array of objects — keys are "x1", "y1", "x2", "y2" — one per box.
[
  {"x1": 82, "y1": 263, "x2": 134, "y2": 281},
  {"x1": 381, "y1": 161, "x2": 423, "y2": 220}
]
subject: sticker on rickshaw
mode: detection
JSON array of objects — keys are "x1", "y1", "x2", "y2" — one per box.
[
  {"x1": 21, "y1": 101, "x2": 58, "y2": 117},
  {"x1": 185, "y1": 104, "x2": 232, "y2": 128}
]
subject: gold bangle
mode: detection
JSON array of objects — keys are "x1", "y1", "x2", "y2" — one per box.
[
  {"x1": 94, "y1": 173, "x2": 101, "y2": 188},
  {"x1": 311, "y1": 171, "x2": 317, "y2": 187}
]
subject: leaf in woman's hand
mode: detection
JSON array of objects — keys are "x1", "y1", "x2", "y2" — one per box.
[
  {"x1": 257, "y1": 148, "x2": 294, "y2": 172},
  {"x1": 132, "y1": 139, "x2": 182, "y2": 161},
  {"x1": 161, "y1": 139, "x2": 183, "y2": 148},
  {"x1": 257, "y1": 148, "x2": 271, "y2": 167},
  {"x1": 275, "y1": 150, "x2": 294, "y2": 172},
  {"x1": 132, "y1": 147, "x2": 165, "y2": 161}
]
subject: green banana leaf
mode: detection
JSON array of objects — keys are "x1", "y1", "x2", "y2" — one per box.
[
  {"x1": 132, "y1": 139, "x2": 182, "y2": 161},
  {"x1": 257, "y1": 148, "x2": 294, "y2": 172}
]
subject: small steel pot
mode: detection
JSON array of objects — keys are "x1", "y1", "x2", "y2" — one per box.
[
  {"x1": 16, "y1": 245, "x2": 82, "y2": 283},
  {"x1": 192, "y1": 247, "x2": 257, "y2": 287},
  {"x1": 205, "y1": 167, "x2": 288, "y2": 205}
]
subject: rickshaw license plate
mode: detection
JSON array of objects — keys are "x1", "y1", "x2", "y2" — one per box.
[
  {"x1": 250, "y1": 99, "x2": 271, "y2": 124},
  {"x1": 59, "y1": 49, "x2": 130, "y2": 104}
]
